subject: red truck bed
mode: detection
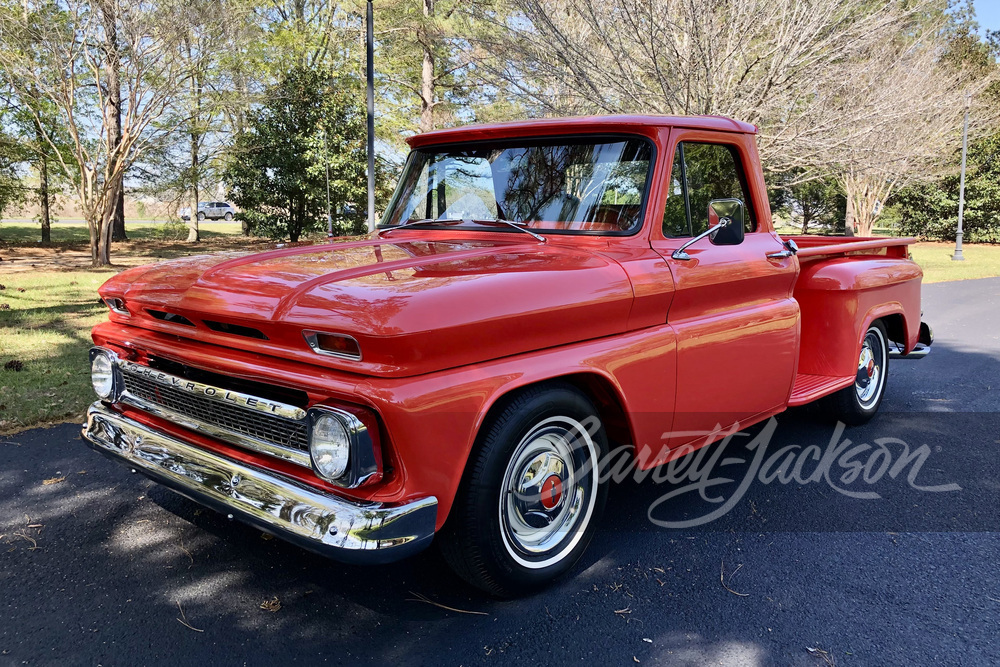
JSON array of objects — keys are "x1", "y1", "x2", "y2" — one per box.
[{"x1": 782, "y1": 235, "x2": 921, "y2": 405}]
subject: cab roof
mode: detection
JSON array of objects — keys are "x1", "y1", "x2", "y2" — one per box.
[{"x1": 406, "y1": 114, "x2": 756, "y2": 148}]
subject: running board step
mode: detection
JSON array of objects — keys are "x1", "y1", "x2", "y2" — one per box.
[{"x1": 788, "y1": 373, "x2": 855, "y2": 406}]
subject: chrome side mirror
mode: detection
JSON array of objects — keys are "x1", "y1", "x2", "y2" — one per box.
[
  {"x1": 708, "y1": 199, "x2": 745, "y2": 246},
  {"x1": 671, "y1": 198, "x2": 746, "y2": 261}
]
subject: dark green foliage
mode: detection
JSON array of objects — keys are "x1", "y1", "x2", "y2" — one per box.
[
  {"x1": 896, "y1": 132, "x2": 1000, "y2": 243},
  {"x1": 224, "y1": 66, "x2": 389, "y2": 242},
  {"x1": 768, "y1": 171, "x2": 846, "y2": 234},
  {"x1": 0, "y1": 131, "x2": 27, "y2": 219}
]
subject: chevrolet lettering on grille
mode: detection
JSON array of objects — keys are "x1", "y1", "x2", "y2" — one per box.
[{"x1": 122, "y1": 362, "x2": 304, "y2": 420}]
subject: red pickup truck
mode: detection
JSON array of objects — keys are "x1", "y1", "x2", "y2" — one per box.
[{"x1": 83, "y1": 115, "x2": 932, "y2": 596}]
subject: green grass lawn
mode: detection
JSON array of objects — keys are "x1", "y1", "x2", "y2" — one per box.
[
  {"x1": 908, "y1": 242, "x2": 1000, "y2": 283},
  {"x1": 0, "y1": 220, "x2": 242, "y2": 244},
  {"x1": 0, "y1": 271, "x2": 112, "y2": 431}
]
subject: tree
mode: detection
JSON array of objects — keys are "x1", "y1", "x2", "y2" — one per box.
[
  {"x1": 891, "y1": 2, "x2": 1000, "y2": 242},
  {"x1": 0, "y1": 0, "x2": 186, "y2": 266},
  {"x1": 895, "y1": 131, "x2": 1000, "y2": 243},
  {"x1": 175, "y1": 0, "x2": 245, "y2": 242},
  {"x1": 11, "y1": 97, "x2": 76, "y2": 243},
  {"x1": 770, "y1": 171, "x2": 846, "y2": 234},
  {"x1": 97, "y1": 0, "x2": 127, "y2": 242},
  {"x1": 478, "y1": 0, "x2": 988, "y2": 235},
  {"x1": 2, "y1": 3, "x2": 75, "y2": 244},
  {"x1": 377, "y1": 0, "x2": 476, "y2": 135},
  {"x1": 224, "y1": 66, "x2": 386, "y2": 242},
  {"x1": 0, "y1": 127, "x2": 26, "y2": 221}
]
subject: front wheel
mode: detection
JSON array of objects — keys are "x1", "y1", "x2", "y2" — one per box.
[
  {"x1": 822, "y1": 320, "x2": 889, "y2": 425},
  {"x1": 197, "y1": 212, "x2": 206, "y2": 222},
  {"x1": 439, "y1": 384, "x2": 608, "y2": 597}
]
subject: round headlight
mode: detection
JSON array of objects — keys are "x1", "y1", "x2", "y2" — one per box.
[
  {"x1": 310, "y1": 413, "x2": 350, "y2": 481},
  {"x1": 91, "y1": 351, "x2": 115, "y2": 399}
]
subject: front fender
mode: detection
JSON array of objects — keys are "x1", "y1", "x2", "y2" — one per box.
[{"x1": 361, "y1": 325, "x2": 678, "y2": 529}]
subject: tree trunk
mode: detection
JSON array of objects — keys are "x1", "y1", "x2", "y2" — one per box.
[
  {"x1": 290, "y1": 195, "x2": 304, "y2": 242},
  {"x1": 844, "y1": 175, "x2": 893, "y2": 238},
  {"x1": 800, "y1": 207, "x2": 812, "y2": 234},
  {"x1": 419, "y1": 0, "x2": 435, "y2": 133},
  {"x1": 112, "y1": 182, "x2": 126, "y2": 241},
  {"x1": 844, "y1": 193, "x2": 855, "y2": 236},
  {"x1": 186, "y1": 37, "x2": 201, "y2": 243},
  {"x1": 102, "y1": 1, "x2": 127, "y2": 243},
  {"x1": 96, "y1": 177, "x2": 123, "y2": 267},
  {"x1": 38, "y1": 154, "x2": 50, "y2": 244},
  {"x1": 30, "y1": 97, "x2": 50, "y2": 243},
  {"x1": 88, "y1": 216, "x2": 100, "y2": 266},
  {"x1": 187, "y1": 124, "x2": 200, "y2": 243},
  {"x1": 188, "y1": 181, "x2": 200, "y2": 243}
]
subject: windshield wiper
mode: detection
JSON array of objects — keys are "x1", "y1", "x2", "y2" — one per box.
[
  {"x1": 379, "y1": 218, "x2": 546, "y2": 243},
  {"x1": 376, "y1": 218, "x2": 450, "y2": 236},
  {"x1": 471, "y1": 218, "x2": 547, "y2": 242}
]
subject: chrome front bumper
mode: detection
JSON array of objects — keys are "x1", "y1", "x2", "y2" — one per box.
[
  {"x1": 889, "y1": 321, "x2": 934, "y2": 360},
  {"x1": 82, "y1": 402, "x2": 437, "y2": 564}
]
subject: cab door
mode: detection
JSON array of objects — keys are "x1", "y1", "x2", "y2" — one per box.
[{"x1": 651, "y1": 131, "x2": 799, "y2": 450}]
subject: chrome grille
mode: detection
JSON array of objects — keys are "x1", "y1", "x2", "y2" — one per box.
[{"x1": 120, "y1": 365, "x2": 309, "y2": 457}]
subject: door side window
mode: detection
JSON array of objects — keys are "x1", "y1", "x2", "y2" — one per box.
[{"x1": 662, "y1": 142, "x2": 756, "y2": 238}]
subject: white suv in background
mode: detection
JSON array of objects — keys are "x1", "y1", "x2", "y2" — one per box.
[{"x1": 179, "y1": 202, "x2": 236, "y2": 221}]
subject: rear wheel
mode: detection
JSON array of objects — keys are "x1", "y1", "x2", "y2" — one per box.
[
  {"x1": 439, "y1": 384, "x2": 608, "y2": 597},
  {"x1": 822, "y1": 320, "x2": 889, "y2": 425},
  {"x1": 224, "y1": 212, "x2": 233, "y2": 221}
]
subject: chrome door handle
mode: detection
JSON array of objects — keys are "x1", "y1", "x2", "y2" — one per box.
[{"x1": 766, "y1": 238, "x2": 799, "y2": 260}]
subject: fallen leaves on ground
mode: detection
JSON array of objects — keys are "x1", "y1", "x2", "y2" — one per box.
[{"x1": 260, "y1": 596, "x2": 282, "y2": 612}]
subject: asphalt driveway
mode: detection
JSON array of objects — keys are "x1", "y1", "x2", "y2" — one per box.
[{"x1": 2, "y1": 277, "x2": 998, "y2": 666}]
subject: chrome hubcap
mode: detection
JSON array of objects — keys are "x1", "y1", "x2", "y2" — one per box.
[
  {"x1": 856, "y1": 329, "x2": 885, "y2": 408},
  {"x1": 499, "y1": 416, "x2": 598, "y2": 569}
]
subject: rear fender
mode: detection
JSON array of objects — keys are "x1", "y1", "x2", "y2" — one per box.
[{"x1": 794, "y1": 256, "x2": 922, "y2": 377}]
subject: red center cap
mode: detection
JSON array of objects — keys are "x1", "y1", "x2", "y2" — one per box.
[
  {"x1": 867, "y1": 359, "x2": 876, "y2": 377},
  {"x1": 540, "y1": 475, "x2": 563, "y2": 511}
]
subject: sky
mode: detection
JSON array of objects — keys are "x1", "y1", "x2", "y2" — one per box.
[{"x1": 973, "y1": 0, "x2": 1000, "y2": 34}]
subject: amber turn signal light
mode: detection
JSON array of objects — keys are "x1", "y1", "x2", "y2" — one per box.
[{"x1": 303, "y1": 330, "x2": 362, "y2": 361}]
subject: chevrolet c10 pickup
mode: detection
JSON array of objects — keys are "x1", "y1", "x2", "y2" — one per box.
[{"x1": 82, "y1": 115, "x2": 933, "y2": 596}]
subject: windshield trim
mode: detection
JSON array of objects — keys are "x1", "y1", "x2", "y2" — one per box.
[{"x1": 377, "y1": 133, "x2": 657, "y2": 238}]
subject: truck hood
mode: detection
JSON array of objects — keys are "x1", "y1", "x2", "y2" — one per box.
[{"x1": 99, "y1": 236, "x2": 635, "y2": 376}]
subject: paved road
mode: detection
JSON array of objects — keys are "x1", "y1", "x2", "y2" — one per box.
[{"x1": 2, "y1": 278, "x2": 999, "y2": 666}]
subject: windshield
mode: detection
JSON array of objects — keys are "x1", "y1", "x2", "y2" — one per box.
[{"x1": 381, "y1": 137, "x2": 653, "y2": 234}]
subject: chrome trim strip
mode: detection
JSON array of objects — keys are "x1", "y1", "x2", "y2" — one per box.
[
  {"x1": 119, "y1": 391, "x2": 312, "y2": 467},
  {"x1": 117, "y1": 360, "x2": 306, "y2": 421},
  {"x1": 82, "y1": 402, "x2": 437, "y2": 564},
  {"x1": 302, "y1": 330, "x2": 363, "y2": 361}
]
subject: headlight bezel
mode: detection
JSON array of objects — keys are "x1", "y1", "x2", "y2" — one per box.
[
  {"x1": 89, "y1": 347, "x2": 122, "y2": 401},
  {"x1": 307, "y1": 406, "x2": 380, "y2": 488}
]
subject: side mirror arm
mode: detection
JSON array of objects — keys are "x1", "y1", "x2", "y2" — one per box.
[{"x1": 671, "y1": 217, "x2": 733, "y2": 261}]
